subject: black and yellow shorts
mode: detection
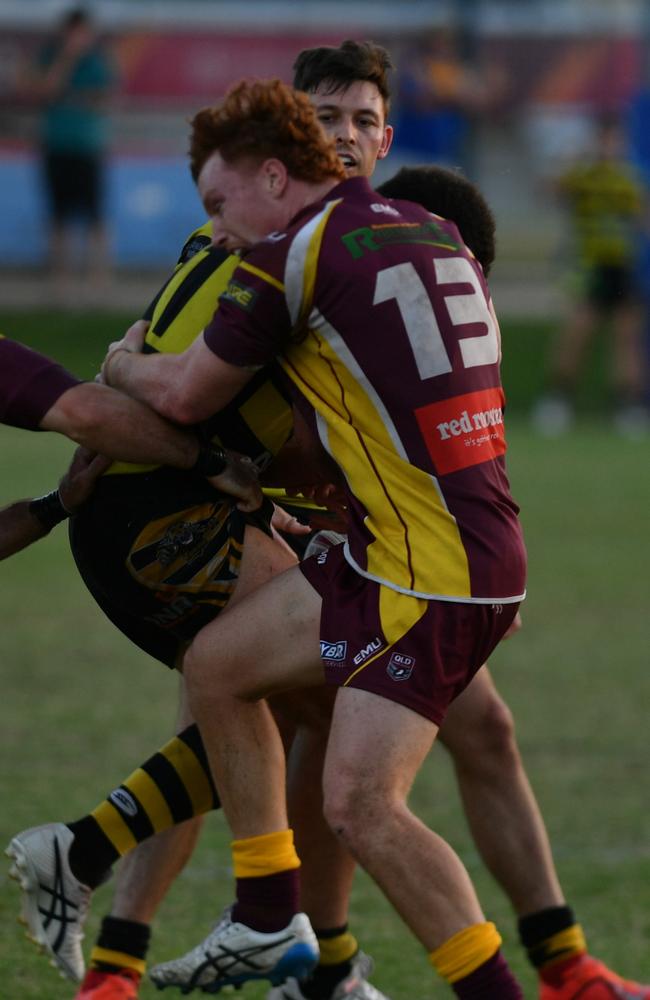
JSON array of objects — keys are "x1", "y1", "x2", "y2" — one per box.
[{"x1": 69, "y1": 468, "x2": 273, "y2": 669}]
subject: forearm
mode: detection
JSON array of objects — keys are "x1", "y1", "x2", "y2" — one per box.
[
  {"x1": 0, "y1": 501, "x2": 48, "y2": 560},
  {"x1": 103, "y1": 337, "x2": 252, "y2": 425},
  {"x1": 44, "y1": 383, "x2": 200, "y2": 468},
  {"x1": 103, "y1": 349, "x2": 195, "y2": 422}
]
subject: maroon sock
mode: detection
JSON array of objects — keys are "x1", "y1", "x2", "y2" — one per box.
[
  {"x1": 452, "y1": 951, "x2": 524, "y2": 999},
  {"x1": 231, "y1": 868, "x2": 300, "y2": 932}
]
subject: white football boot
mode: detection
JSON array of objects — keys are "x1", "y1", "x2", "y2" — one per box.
[
  {"x1": 6, "y1": 822, "x2": 93, "y2": 982},
  {"x1": 149, "y1": 908, "x2": 319, "y2": 994}
]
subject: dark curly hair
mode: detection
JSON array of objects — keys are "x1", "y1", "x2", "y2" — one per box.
[{"x1": 377, "y1": 165, "x2": 496, "y2": 275}]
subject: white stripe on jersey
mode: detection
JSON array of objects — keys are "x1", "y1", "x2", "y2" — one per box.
[
  {"x1": 343, "y1": 539, "x2": 526, "y2": 604},
  {"x1": 284, "y1": 201, "x2": 340, "y2": 326}
]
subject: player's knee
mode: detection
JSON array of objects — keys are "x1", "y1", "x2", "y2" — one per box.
[
  {"x1": 323, "y1": 776, "x2": 358, "y2": 841},
  {"x1": 182, "y1": 641, "x2": 221, "y2": 702},
  {"x1": 322, "y1": 773, "x2": 383, "y2": 849}
]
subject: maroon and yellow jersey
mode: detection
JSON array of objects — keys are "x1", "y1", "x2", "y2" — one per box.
[
  {"x1": 205, "y1": 177, "x2": 526, "y2": 603},
  {"x1": 0, "y1": 334, "x2": 79, "y2": 431}
]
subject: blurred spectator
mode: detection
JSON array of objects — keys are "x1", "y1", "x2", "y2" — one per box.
[
  {"x1": 24, "y1": 6, "x2": 116, "y2": 303},
  {"x1": 532, "y1": 112, "x2": 649, "y2": 437},
  {"x1": 393, "y1": 26, "x2": 506, "y2": 173}
]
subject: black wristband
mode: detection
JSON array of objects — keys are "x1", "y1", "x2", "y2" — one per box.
[
  {"x1": 192, "y1": 443, "x2": 229, "y2": 478},
  {"x1": 28, "y1": 490, "x2": 71, "y2": 532}
]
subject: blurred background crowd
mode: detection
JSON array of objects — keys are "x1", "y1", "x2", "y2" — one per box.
[{"x1": 1, "y1": 0, "x2": 649, "y2": 430}]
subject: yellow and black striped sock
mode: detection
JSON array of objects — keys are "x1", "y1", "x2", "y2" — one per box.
[
  {"x1": 90, "y1": 916, "x2": 150, "y2": 977},
  {"x1": 67, "y1": 724, "x2": 218, "y2": 887},
  {"x1": 518, "y1": 906, "x2": 586, "y2": 981},
  {"x1": 299, "y1": 925, "x2": 359, "y2": 999}
]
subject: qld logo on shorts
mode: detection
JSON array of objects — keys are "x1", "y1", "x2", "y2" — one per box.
[
  {"x1": 387, "y1": 652, "x2": 415, "y2": 681},
  {"x1": 321, "y1": 640, "x2": 347, "y2": 664}
]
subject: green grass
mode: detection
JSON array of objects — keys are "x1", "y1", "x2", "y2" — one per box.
[{"x1": 1, "y1": 314, "x2": 649, "y2": 998}]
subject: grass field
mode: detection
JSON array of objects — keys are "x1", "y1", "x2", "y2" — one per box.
[{"x1": 1, "y1": 312, "x2": 649, "y2": 999}]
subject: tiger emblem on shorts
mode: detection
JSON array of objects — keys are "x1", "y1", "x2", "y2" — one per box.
[{"x1": 126, "y1": 501, "x2": 243, "y2": 610}]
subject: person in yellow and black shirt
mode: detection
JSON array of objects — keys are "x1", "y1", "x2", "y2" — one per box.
[
  {"x1": 66, "y1": 225, "x2": 353, "y2": 996},
  {"x1": 70, "y1": 227, "x2": 297, "y2": 665},
  {"x1": 532, "y1": 112, "x2": 649, "y2": 436},
  {"x1": 7, "y1": 217, "x2": 380, "y2": 1000},
  {"x1": 0, "y1": 331, "x2": 259, "y2": 560}
]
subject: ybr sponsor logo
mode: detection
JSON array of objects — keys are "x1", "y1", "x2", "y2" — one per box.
[
  {"x1": 353, "y1": 636, "x2": 383, "y2": 665},
  {"x1": 415, "y1": 387, "x2": 507, "y2": 475},
  {"x1": 320, "y1": 640, "x2": 347, "y2": 662}
]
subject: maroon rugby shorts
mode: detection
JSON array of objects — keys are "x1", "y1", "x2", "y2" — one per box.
[{"x1": 300, "y1": 542, "x2": 519, "y2": 725}]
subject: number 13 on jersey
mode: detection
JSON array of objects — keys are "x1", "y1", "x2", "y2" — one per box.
[{"x1": 373, "y1": 255, "x2": 506, "y2": 475}]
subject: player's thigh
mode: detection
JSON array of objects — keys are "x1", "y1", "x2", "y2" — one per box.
[
  {"x1": 185, "y1": 558, "x2": 324, "y2": 699},
  {"x1": 324, "y1": 687, "x2": 439, "y2": 805},
  {"x1": 228, "y1": 522, "x2": 297, "y2": 608},
  {"x1": 437, "y1": 664, "x2": 513, "y2": 757}
]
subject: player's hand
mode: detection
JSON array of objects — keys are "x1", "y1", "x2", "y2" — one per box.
[
  {"x1": 58, "y1": 447, "x2": 111, "y2": 513},
  {"x1": 271, "y1": 504, "x2": 311, "y2": 537},
  {"x1": 284, "y1": 483, "x2": 348, "y2": 532},
  {"x1": 101, "y1": 319, "x2": 150, "y2": 382},
  {"x1": 286, "y1": 482, "x2": 346, "y2": 510},
  {"x1": 207, "y1": 452, "x2": 263, "y2": 513}
]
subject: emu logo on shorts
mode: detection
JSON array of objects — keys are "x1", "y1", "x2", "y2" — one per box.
[
  {"x1": 109, "y1": 788, "x2": 138, "y2": 817},
  {"x1": 387, "y1": 652, "x2": 415, "y2": 681},
  {"x1": 353, "y1": 637, "x2": 383, "y2": 665},
  {"x1": 321, "y1": 640, "x2": 347, "y2": 663}
]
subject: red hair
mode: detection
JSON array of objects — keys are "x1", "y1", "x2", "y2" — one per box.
[{"x1": 190, "y1": 78, "x2": 345, "y2": 184}]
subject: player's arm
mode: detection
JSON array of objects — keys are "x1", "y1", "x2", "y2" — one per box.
[
  {"x1": 102, "y1": 247, "x2": 289, "y2": 424},
  {"x1": 102, "y1": 334, "x2": 256, "y2": 425},
  {"x1": 46, "y1": 383, "x2": 262, "y2": 510},
  {"x1": 0, "y1": 336, "x2": 199, "y2": 469},
  {"x1": 0, "y1": 501, "x2": 51, "y2": 559},
  {"x1": 0, "y1": 447, "x2": 109, "y2": 561},
  {"x1": 41, "y1": 381, "x2": 203, "y2": 468}
]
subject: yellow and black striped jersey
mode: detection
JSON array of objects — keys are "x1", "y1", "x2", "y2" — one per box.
[
  {"x1": 559, "y1": 159, "x2": 644, "y2": 267},
  {"x1": 107, "y1": 224, "x2": 294, "y2": 477}
]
